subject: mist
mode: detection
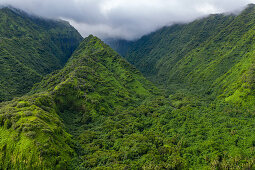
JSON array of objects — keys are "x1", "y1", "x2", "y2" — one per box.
[{"x1": 1, "y1": 0, "x2": 254, "y2": 40}]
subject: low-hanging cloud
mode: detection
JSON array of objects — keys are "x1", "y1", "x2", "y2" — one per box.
[{"x1": 1, "y1": 0, "x2": 255, "y2": 40}]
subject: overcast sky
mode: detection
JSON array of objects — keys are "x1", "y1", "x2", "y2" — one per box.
[{"x1": 1, "y1": 0, "x2": 255, "y2": 40}]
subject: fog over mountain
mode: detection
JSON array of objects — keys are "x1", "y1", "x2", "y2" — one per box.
[{"x1": 1, "y1": 0, "x2": 255, "y2": 40}]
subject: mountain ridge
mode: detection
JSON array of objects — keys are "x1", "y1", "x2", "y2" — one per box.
[
  {"x1": 108, "y1": 3, "x2": 255, "y2": 103},
  {"x1": 0, "y1": 35, "x2": 159, "y2": 169},
  {"x1": 0, "y1": 7, "x2": 82, "y2": 102},
  {"x1": 2, "y1": 4, "x2": 255, "y2": 170}
]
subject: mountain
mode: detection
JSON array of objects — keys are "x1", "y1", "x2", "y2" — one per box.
[
  {"x1": 3, "y1": 4, "x2": 255, "y2": 170},
  {"x1": 0, "y1": 35, "x2": 158, "y2": 169},
  {"x1": 0, "y1": 7, "x2": 82, "y2": 102},
  {"x1": 109, "y1": 4, "x2": 255, "y2": 104},
  {"x1": 2, "y1": 36, "x2": 255, "y2": 170}
]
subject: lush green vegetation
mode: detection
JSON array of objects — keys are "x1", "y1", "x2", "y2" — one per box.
[
  {"x1": 0, "y1": 7, "x2": 82, "y2": 102},
  {"x1": 110, "y1": 4, "x2": 255, "y2": 102},
  {"x1": 0, "y1": 93, "x2": 76, "y2": 169},
  {"x1": 0, "y1": 35, "x2": 158, "y2": 169},
  {"x1": 104, "y1": 3, "x2": 255, "y2": 169},
  {"x1": 2, "y1": 4, "x2": 255, "y2": 170}
]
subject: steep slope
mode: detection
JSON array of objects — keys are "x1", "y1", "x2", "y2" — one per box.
[
  {"x1": 109, "y1": 13, "x2": 235, "y2": 82},
  {"x1": 0, "y1": 7, "x2": 82, "y2": 101},
  {"x1": 3, "y1": 4, "x2": 255, "y2": 170},
  {"x1": 2, "y1": 35, "x2": 255, "y2": 169},
  {"x1": 0, "y1": 94, "x2": 76, "y2": 169},
  {"x1": 0, "y1": 35, "x2": 157, "y2": 169},
  {"x1": 109, "y1": 4, "x2": 255, "y2": 104}
]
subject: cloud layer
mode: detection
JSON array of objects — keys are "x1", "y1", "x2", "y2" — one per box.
[{"x1": 1, "y1": 0, "x2": 255, "y2": 40}]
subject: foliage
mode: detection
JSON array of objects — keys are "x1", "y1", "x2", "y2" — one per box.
[
  {"x1": 3, "y1": 4, "x2": 255, "y2": 170},
  {"x1": 0, "y1": 93, "x2": 76, "y2": 169},
  {"x1": 0, "y1": 35, "x2": 157, "y2": 169},
  {"x1": 0, "y1": 7, "x2": 82, "y2": 101},
  {"x1": 110, "y1": 4, "x2": 255, "y2": 104}
]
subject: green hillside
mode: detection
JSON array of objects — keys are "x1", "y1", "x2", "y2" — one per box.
[
  {"x1": 110, "y1": 4, "x2": 255, "y2": 104},
  {"x1": 2, "y1": 35, "x2": 255, "y2": 170},
  {"x1": 0, "y1": 7, "x2": 82, "y2": 102},
  {"x1": 109, "y1": 13, "x2": 234, "y2": 81},
  {"x1": 3, "y1": 3, "x2": 255, "y2": 170},
  {"x1": 0, "y1": 35, "x2": 158, "y2": 169}
]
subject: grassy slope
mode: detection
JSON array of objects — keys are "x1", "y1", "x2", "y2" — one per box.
[{"x1": 0, "y1": 7, "x2": 82, "y2": 102}]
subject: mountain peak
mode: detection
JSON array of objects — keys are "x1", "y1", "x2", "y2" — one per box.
[
  {"x1": 84, "y1": 34, "x2": 104, "y2": 44},
  {"x1": 73, "y1": 34, "x2": 113, "y2": 58}
]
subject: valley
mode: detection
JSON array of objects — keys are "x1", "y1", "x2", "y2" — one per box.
[{"x1": 1, "y1": 4, "x2": 255, "y2": 169}]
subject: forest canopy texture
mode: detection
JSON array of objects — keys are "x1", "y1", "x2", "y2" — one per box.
[{"x1": 1, "y1": 4, "x2": 255, "y2": 169}]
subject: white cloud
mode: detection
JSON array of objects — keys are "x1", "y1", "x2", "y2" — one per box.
[{"x1": 1, "y1": 0, "x2": 255, "y2": 40}]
